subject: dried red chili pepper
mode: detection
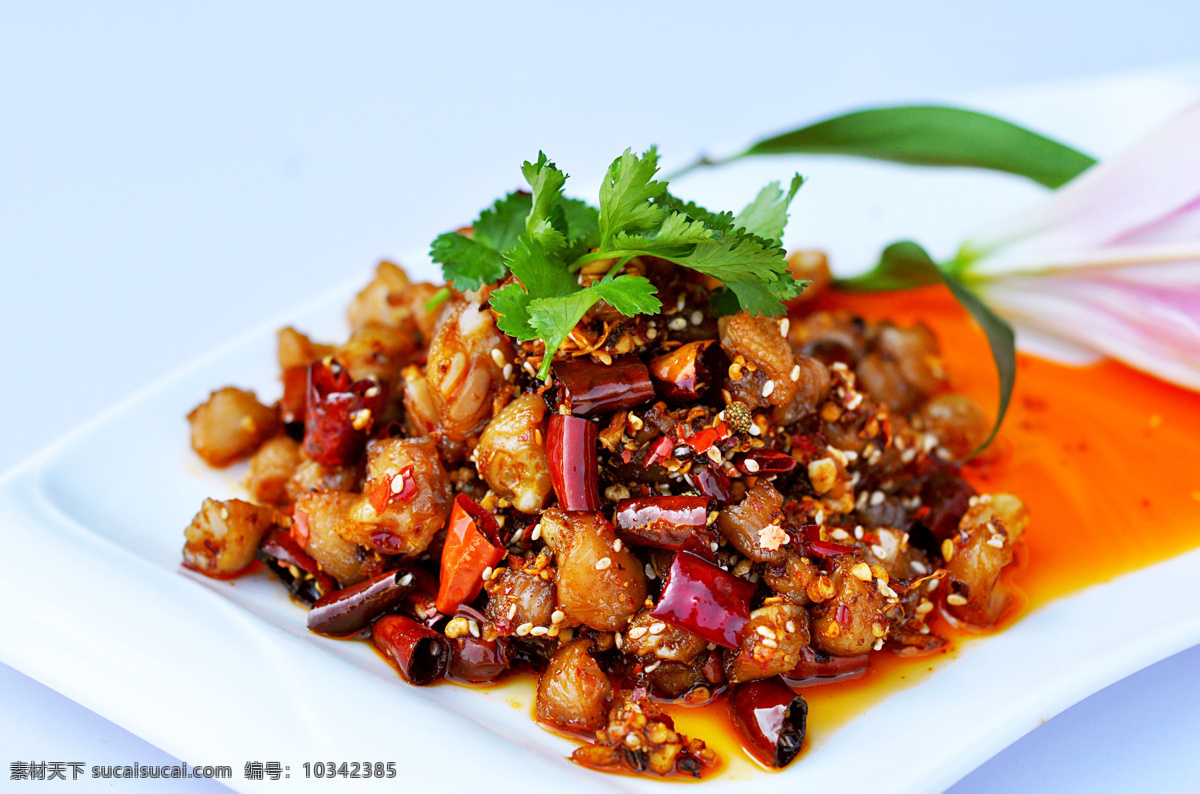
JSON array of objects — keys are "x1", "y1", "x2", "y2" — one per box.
[
  {"x1": 307, "y1": 568, "x2": 418, "y2": 637},
  {"x1": 613, "y1": 496, "x2": 716, "y2": 560},
  {"x1": 683, "y1": 422, "x2": 728, "y2": 454},
  {"x1": 690, "y1": 465, "x2": 733, "y2": 503},
  {"x1": 781, "y1": 647, "x2": 870, "y2": 688},
  {"x1": 736, "y1": 449, "x2": 798, "y2": 476},
  {"x1": 550, "y1": 357, "x2": 655, "y2": 416},
  {"x1": 643, "y1": 436, "x2": 675, "y2": 468},
  {"x1": 650, "y1": 552, "x2": 756, "y2": 649},
  {"x1": 256, "y1": 527, "x2": 337, "y2": 605},
  {"x1": 546, "y1": 414, "x2": 601, "y2": 511},
  {"x1": 728, "y1": 678, "x2": 808, "y2": 768},
  {"x1": 372, "y1": 614, "x2": 451, "y2": 686},
  {"x1": 302, "y1": 358, "x2": 385, "y2": 466},
  {"x1": 435, "y1": 495, "x2": 506, "y2": 615},
  {"x1": 798, "y1": 525, "x2": 857, "y2": 559},
  {"x1": 279, "y1": 365, "x2": 308, "y2": 425}
]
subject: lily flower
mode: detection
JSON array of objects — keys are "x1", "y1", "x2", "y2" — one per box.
[{"x1": 950, "y1": 99, "x2": 1200, "y2": 390}]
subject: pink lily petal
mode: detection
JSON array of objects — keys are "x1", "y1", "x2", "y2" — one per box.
[
  {"x1": 980, "y1": 262, "x2": 1200, "y2": 390},
  {"x1": 966, "y1": 99, "x2": 1200, "y2": 277}
]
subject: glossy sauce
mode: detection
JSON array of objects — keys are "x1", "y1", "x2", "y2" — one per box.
[{"x1": 666, "y1": 286, "x2": 1200, "y2": 776}]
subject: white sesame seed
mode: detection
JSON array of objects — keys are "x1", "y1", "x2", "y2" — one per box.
[
  {"x1": 219, "y1": 506, "x2": 229, "y2": 521},
  {"x1": 551, "y1": 610, "x2": 565, "y2": 624},
  {"x1": 873, "y1": 638, "x2": 884, "y2": 651},
  {"x1": 761, "y1": 380, "x2": 776, "y2": 398},
  {"x1": 481, "y1": 566, "x2": 493, "y2": 582},
  {"x1": 814, "y1": 509, "x2": 826, "y2": 525},
  {"x1": 468, "y1": 619, "x2": 481, "y2": 638},
  {"x1": 987, "y1": 535, "x2": 1006, "y2": 549},
  {"x1": 530, "y1": 523, "x2": 541, "y2": 541},
  {"x1": 790, "y1": 364, "x2": 801, "y2": 382},
  {"x1": 516, "y1": 622, "x2": 534, "y2": 636},
  {"x1": 644, "y1": 563, "x2": 657, "y2": 579},
  {"x1": 502, "y1": 363, "x2": 513, "y2": 380},
  {"x1": 870, "y1": 490, "x2": 885, "y2": 506},
  {"x1": 854, "y1": 525, "x2": 865, "y2": 540},
  {"x1": 744, "y1": 458, "x2": 761, "y2": 473},
  {"x1": 507, "y1": 604, "x2": 517, "y2": 620},
  {"x1": 645, "y1": 661, "x2": 661, "y2": 673},
  {"x1": 710, "y1": 541, "x2": 720, "y2": 553},
  {"x1": 690, "y1": 310, "x2": 704, "y2": 325},
  {"x1": 878, "y1": 582, "x2": 898, "y2": 599},
  {"x1": 910, "y1": 560, "x2": 929, "y2": 575},
  {"x1": 968, "y1": 495, "x2": 980, "y2": 507},
  {"x1": 613, "y1": 539, "x2": 622, "y2": 552},
  {"x1": 530, "y1": 626, "x2": 548, "y2": 636},
  {"x1": 761, "y1": 638, "x2": 779, "y2": 649},
  {"x1": 830, "y1": 528, "x2": 851, "y2": 541},
  {"x1": 916, "y1": 599, "x2": 934, "y2": 615},
  {"x1": 780, "y1": 318, "x2": 790, "y2": 337},
  {"x1": 871, "y1": 544, "x2": 887, "y2": 558},
  {"x1": 614, "y1": 632, "x2": 623, "y2": 648},
  {"x1": 595, "y1": 557, "x2": 613, "y2": 571},
  {"x1": 646, "y1": 327, "x2": 658, "y2": 340},
  {"x1": 785, "y1": 620, "x2": 797, "y2": 634},
  {"x1": 399, "y1": 572, "x2": 415, "y2": 587},
  {"x1": 628, "y1": 626, "x2": 648, "y2": 639},
  {"x1": 668, "y1": 317, "x2": 687, "y2": 331},
  {"x1": 491, "y1": 349, "x2": 506, "y2": 367},
  {"x1": 946, "y1": 593, "x2": 969, "y2": 606},
  {"x1": 756, "y1": 625, "x2": 776, "y2": 639},
  {"x1": 649, "y1": 622, "x2": 667, "y2": 635},
  {"x1": 749, "y1": 423, "x2": 761, "y2": 436}
]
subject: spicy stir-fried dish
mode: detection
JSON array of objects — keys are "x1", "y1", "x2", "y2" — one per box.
[{"x1": 182, "y1": 149, "x2": 1029, "y2": 776}]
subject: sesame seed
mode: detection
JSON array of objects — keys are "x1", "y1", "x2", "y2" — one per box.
[
  {"x1": 502, "y1": 363, "x2": 513, "y2": 380},
  {"x1": 613, "y1": 539, "x2": 623, "y2": 552},
  {"x1": 481, "y1": 566, "x2": 493, "y2": 581},
  {"x1": 490, "y1": 349, "x2": 506, "y2": 367},
  {"x1": 690, "y1": 310, "x2": 704, "y2": 325},
  {"x1": 668, "y1": 317, "x2": 687, "y2": 331},
  {"x1": 628, "y1": 626, "x2": 648, "y2": 639},
  {"x1": 916, "y1": 599, "x2": 934, "y2": 615},
  {"x1": 854, "y1": 525, "x2": 864, "y2": 540},
  {"x1": 219, "y1": 506, "x2": 229, "y2": 520},
  {"x1": 941, "y1": 538, "x2": 955, "y2": 561},
  {"x1": 756, "y1": 625, "x2": 776, "y2": 639},
  {"x1": 649, "y1": 622, "x2": 667, "y2": 635},
  {"x1": 399, "y1": 572, "x2": 415, "y2": 587},
  {"x1": 468, "y1": 620, "x2": 480, "y2": 638},
  {"x1": 878, "y1": 582, "x2": 898, "y2": 599},
  {"x1": 968, "y1": 495, "x2": 980, "y2": 507},
  {"x1": 710, "y1": 541, "x2": 720, "y2": 553},
  {"x1": 779, "y1": 318, "x2": 790, "y2": 337},
  {"x1": 749, "y1": 423, "x2": 761, "y2": 436},
  {"x1": 744, "y1": 458, "x2": 761, "y2": 473},
  {"x1": 516, "y1": 622, "x2": 534, "y2": 636},
  {"x1": 790, "y1": 364, "x2": 801, "y2": 382},
  {"x1": 507, "y1": 604, "x2": 517, "y2": 620},
  {"x1": 646, "y1": 327, "x2": 658, "y2": 340},
  {"x1": 870, "y1": 490, "x2": 885, "y2": 506},
  {"x1": 831, "y1": 528, "x2": 851, "y2": 541},
  {"x1": 874, "y1": 638, "x2": 885, "y2": 651},
  {"x1": 645, "y1": 661, "x2": 661, "y2": 673},
  {"x1": 614, "y1": 632, "x2": 623, "y2": 648},
  {"x1": 761, "y1": 380, "x2": 776, "y2": 398},
  {"x1": 814, "y1": 509, "x2": 826, "y2": 525},
  {"x1": 530, "y1": 626, "x2": 548, "y2": 636},
  {"x1": 530, "y1": 523, "x2": 541, "y2": 541},
  {"x1": 946, "y1": 593, "x2": 969, "y2": 606},
  {"x1": 987, "y1": 535, "x2": 1006, "y2": 549},
  {"x1": 786, "y1": 620, "x2": 796, "y2": 633},
  {"x1": 595, "y1": 557, "x2": 613, "y2": 571},
  {"x1": 871, "y1": 544, "x2": 887, "y2": 558},
  {"x1": 644, "y1": 563, "x2": 657, "y2": 579},
  {"x1": 761, "y1": 638, "x2": 779, "y2": 649},
  {"x1": 910, "y1": 560, "x2": 928, "y2": 575},
  {"x1": 364, "y1": 385, "x2": 381, "y2": 398}
]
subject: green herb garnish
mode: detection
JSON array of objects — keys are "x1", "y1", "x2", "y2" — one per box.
[{"x1": 431, "y1": 147, "x2": 807, "y2": 378}]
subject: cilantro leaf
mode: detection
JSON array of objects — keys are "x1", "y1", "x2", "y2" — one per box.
[
  {"x1": 429, "y1": 232, "x2": 507, "y2": 292},
  {"x1": 489, "y1": 234, "x2": 578, "y2": 340},
  {"x1": 733, "y1": 173, "x2": 804, "y2": 244},
  {"x1": 527, "y1": 275, "x2": 661, "y2": 378},
  {"x1": 561, "y1": 197, "x2": 600, "y2": 251},
  {"x1": 722, "y1": 278, "x2": 808, "y2": 316},
  {"x1": 522, "y1": 152, "x2": 569, "y2": 253},
  {"x1": 598, "y1": 147, "x2": 667, "y2": 247},
  {"x1": 473, "y1": 191, "x2": 533, "y2": 253},
  {"x1": 653, "y1": 192, "x2": 735, "y2": 235}
]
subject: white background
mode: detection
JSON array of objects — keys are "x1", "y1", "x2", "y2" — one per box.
[{"x1": 2, "y1": 2, "x2": 1199, "y2": 791}]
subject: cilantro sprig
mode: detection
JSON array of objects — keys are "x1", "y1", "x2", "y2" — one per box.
[{"x1": 430, "y1": 147, "x2": 807, "y2": 377}]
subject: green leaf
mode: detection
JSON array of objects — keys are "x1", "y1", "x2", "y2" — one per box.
[
  {"x1": 709, "y1": 286, "x2": 741, "y2": 317},
  {"x1": 834, "y1": 241, "x2": 945, "y2": 292},
  {"x1": 835, "y1": 240, "x2": 1015, "y2": 455},
  {"x1": 528, "y1": 275, "x2": 661, "y2": 378},
  {"x1": 733, "y1": 173, "x2": 804, "y2": 244},
  {"x1": 429, "y1": 232, "x2": 508, "y2": 292},
  {"x1": 522, "y1": 152, "x2": 569, "y2": 253},
  {"x1": 653, "y1": 192, "x2": 735, "y2": 235},
  {"x1": 740, "y1": 106, "x2": 1096, "y2": 189},
  {"x1": 489, "y1": 234, "x2": 578, "y2": 340},
  {"x1": 561, "y1": 197, "x2": 600, "y2": 260},
  {"x1": 473, "y1": 191, "x2": 533, "y2": 253},
  {"x1": 598, "y1": 147, "x2": 667, "y2": 247},
  {"x1": 722, "y1": 278, "x2": 806, "y2": 317}
]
